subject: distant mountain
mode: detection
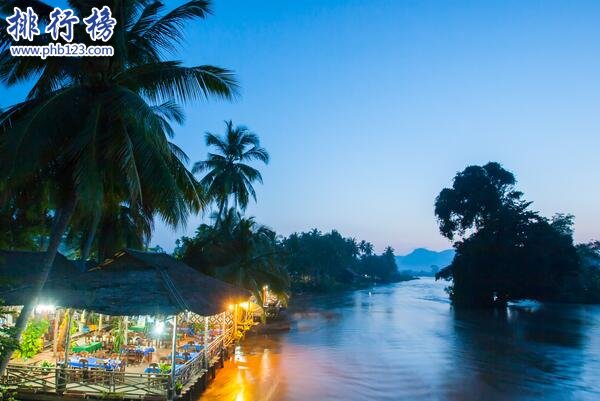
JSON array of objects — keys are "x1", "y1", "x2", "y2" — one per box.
[{"x1": 396, "y1": 248, "x2": 455, "y2": 274}]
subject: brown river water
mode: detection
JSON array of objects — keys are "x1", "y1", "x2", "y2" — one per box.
[{"x1": 200, "y1": 277, "x2": 600, "y2": 401}]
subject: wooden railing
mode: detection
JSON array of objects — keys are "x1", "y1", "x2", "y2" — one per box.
[
  {"x1": 175, "y1": 329, "x2": 232, "y2": 385},
  {"x1": 1, "y1": 365, "x2": 170, "y2": 400}
]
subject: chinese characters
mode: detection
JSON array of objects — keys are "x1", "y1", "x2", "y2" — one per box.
[
  {"x1": 6, "y1": 7, "x2": 40, "y2": 41},
  {"x1": 46, "y1": 8, "x2": 80, "y2": 42},
  {"x1": 83, "y1": 6, "x2": 117, "y2": 42},
  {"x1": 5, "y1": 6, "x2": 116, "y2": 42}
]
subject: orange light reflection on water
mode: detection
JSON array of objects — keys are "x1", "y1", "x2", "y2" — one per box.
[{"x1": 199, "y1": 338, "x2": 285, "y2": 401}]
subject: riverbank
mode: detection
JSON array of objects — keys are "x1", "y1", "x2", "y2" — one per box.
[{"x1": 290, "y1": 273, "x2": 417, "y2": 296}]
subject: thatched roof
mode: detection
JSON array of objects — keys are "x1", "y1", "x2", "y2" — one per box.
[
  {"x1": 0, "y1": 250, "x2": 80, "y2": 305},
  {"x1": 0, "y1": 249, "x2": 249, "y2": 317}
]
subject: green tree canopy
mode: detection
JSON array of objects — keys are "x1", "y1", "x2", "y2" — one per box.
[
  {"x1": 176, "y1": 208, "x2": 289, "y2": 305},
  {"x1": 282, "y1": 229, "x2": 403, "y2": 290}
]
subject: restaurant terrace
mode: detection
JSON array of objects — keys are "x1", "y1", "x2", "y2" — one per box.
[{"x1": 0, "y1": 249, "x2": 257, "y2": 401}]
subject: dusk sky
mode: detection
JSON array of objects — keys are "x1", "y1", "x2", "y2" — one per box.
[{"x1": 4, "y1": 0, "x2": 600, "y2": 254}]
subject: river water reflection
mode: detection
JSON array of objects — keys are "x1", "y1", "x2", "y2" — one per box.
[{"x1": 200, "y1": 277, "x2": 600, "y2": 401}]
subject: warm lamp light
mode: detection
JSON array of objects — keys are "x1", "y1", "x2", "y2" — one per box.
[
  {"x1": 35, "y1": 304, "x2": 56, "y2": 314},
  {"x1": 228, "y1": 304, "x2": 234, "y2": 311}
]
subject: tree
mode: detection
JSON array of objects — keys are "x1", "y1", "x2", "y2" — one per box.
[
  {"x1": 282, "y1": 230, "x2": 404, "y2": 290},
  {"x1": 573, "y1": 241, "x2": 600, "y2": 303},
  {"x1": 358, "y1": 240, "x2": 374, "y2": 257},
  {"x1": 176, "y1": 208, "x2": 289, "y2": 305},
  {"x1": 0, "y1": 183, "x2": 52, "y2": 250},
  {"x1": 435, "y1": 162, "x2": 579, "y2": 307},
  {"x1": 66, "y1": 202, "x2": 154, "y2": 265},
  {"x1": 0, "y1": 300, "x2": 17, "y2": 359},
  {"x1": 193, "y1": 121, "x2": 269, "y2": 219},
  {"x1": 0, "y1": 0, "x2": 237, "y2": 371}
]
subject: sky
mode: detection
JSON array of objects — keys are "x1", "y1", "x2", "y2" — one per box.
[{"x1": 3, "y1": 0, "x2": 600, "y2": 254}]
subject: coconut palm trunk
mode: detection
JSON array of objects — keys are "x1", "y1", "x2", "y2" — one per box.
[{"x1": 0, "y1": 194, "x2": 76, "y2": 374}]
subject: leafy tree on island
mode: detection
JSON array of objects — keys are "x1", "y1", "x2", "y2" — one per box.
[{"x1": 434, "y1": 162, "x2": 582, "y2": 307}]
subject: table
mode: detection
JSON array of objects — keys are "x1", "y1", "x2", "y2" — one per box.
[
  {"x1": 181, "y1": 343, "x2": 204, "y2": 352},
  {"x1": 72, "y1": 341, "x2": 102, "y2": 353},
  {"x1": 129, "y1": 325, "x2": 146, "y2": 333},
  {"x1": 67, "y1": 356, "x2": 121, "y2": 370},
  {"x1": 138, "y1": 346, "x2": 155, "y2": 356}
]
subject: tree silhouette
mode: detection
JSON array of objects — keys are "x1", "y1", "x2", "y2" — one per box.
[
  {"x1": 193, "y1": 121, "x2": 269, "y2": 219},
  {"x1": 435, "y1": 162, "x2": 580, "y2": 307}
]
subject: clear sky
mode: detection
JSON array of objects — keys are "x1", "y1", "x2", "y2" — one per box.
[{"x1": 3, "y1": 0, "x2": 600, "y2": 254}]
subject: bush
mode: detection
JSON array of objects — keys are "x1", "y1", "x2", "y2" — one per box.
[{"x1": 14, "y1": 318, "x2": 49, "y2": 360}]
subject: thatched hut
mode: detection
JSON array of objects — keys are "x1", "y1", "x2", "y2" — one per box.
[
  {"x1": 0, "y1": 249, "x2": 249, "y2": 315},
  {"x1": 0, "y1": 249, "x2": 252, "y2": 401},
  {"x1": 0, "y1": 250, "x2": 80, "y2": 306}
]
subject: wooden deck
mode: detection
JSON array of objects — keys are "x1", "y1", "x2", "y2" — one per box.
[{"x1": 1, "y1": 329, "x2": 237, "y2": 401}]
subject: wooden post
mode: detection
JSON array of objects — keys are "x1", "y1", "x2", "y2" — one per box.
[
  {"x1": 123, "y1": 316, "x2": 129, "y2": 345},
  {"x1": 204, "y1": 316, "x2": 209, "y2": 368},
  {"x1": 233, "y1": 305, "x2": 238, "y2": 339},
  {"x1": 52, "y1": 309, "x2": 61, "y2": 358},
  {"x1": 63, "y1": 311, "x2": 72, "y2": 365},
  {"x1": 221, "y1": 312, "x2": 225, "y2": 336},
  {"x1": 98, "y1": 314, "x2": 103, "y2": 331},
  {"x1": 78, "y1": 310, "x2": 86, "y2": 333},
  {"x1": 170, "y1": 315, "x2": 178, "y2": 401}
]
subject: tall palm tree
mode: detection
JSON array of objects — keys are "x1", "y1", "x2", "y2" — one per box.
[
  {"x1": 193, "y1": 120, "x2": 269, "y2": 219},
  {"x1": 0, "y1": 0, "x2": 237, "y2": 372}
]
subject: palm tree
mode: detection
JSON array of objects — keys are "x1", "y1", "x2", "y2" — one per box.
[
  {"x1": 193, "y1": 120, "x2": 269, "y2": 219},
  {"x1": 0, "y1": 0, "x2": 236, "y2": 372},
  {"x1": 359, "y1": 240, "x2": 374, "y2": 257},
  {"x1": 178, "y1": 208, "x2": 289, "y2": 305}
]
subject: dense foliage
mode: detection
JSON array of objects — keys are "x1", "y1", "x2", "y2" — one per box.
[
  {"x1": 574, "y1": 241, "x2": 600, "y2": 303},
  {"x1": 0, "y1": 302, "x2": 17, "y2": 358},
  {"x1": 14, "y1": 318, "x2": 49, "y2": 360},
  {"x1": 175, "y1": 209, "x2": 289, "y2": 304},
  {"x1": 435, "y1": 162, "x2": 596, "y2": 307},
  {"x1": 282, "y1": 229, "x2": 409, "y2": 291},
  {"x1": 0, "y1": 0, "x2": 236, "y2": 260},
  {"x1": 177, "y1": 223, "x2": 408, "y2": 296},
  {"x1": 0, "y1": 185, "x2": 52, "y2": 250}
]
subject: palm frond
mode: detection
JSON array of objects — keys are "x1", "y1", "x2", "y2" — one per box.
[
  {"x1": 141, "y1": 0, "x2": 211, "y2": 54},
  {"x1": 116, "y1": 61, "x2": 238, "y2": 104}
]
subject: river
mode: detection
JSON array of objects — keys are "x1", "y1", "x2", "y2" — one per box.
[{"x1": 200, "y1": 277, "x2": 600, "y2": 401}]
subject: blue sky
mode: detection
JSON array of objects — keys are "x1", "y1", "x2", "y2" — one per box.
[{"x1": 3, "y1": 0, "x2": 600, "y2": 254}]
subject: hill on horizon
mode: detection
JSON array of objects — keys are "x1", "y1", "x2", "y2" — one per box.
[{"x1": 396, "y1": 248, "x2": 455, "y2": 274}]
